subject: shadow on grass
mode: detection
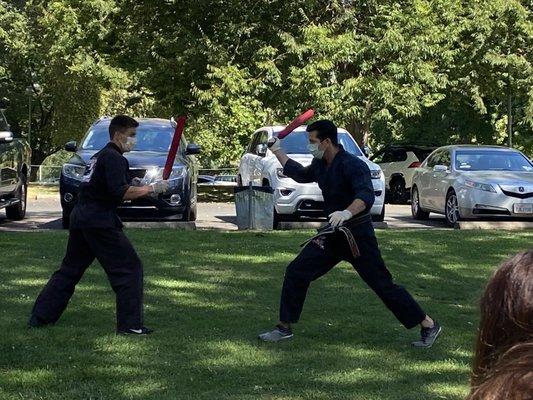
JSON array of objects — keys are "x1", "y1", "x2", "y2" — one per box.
[{"x1": 0, "y1": 230, "x2": 531, "y2": 399}]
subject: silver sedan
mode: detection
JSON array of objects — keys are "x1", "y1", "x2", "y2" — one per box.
[{"x1": 411, "y1": 145, "x2": 533, "y2": 226}]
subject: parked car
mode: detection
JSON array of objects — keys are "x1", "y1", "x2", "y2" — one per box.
[
  {"x1": 411, "y1": 145, "x2": 533, "y2": 227},
  {"x1": 198, "y1": 175, "x2": 215, "y2": 185},
  {"x1": 211, "y1": 175, "x2": 238, "y2": 186},
  {"x1": 371, "y1": 144, "x2": 436, "y2": 204},
  {"x1": 0, "y1": 100, "x2": 31, "y2": 221},
  {"x1": 60, "y1": 117, "x2": 201, "y2": 228},
  {"x1": 238, "y1": 126, "x2": 386, "y2": 227}
]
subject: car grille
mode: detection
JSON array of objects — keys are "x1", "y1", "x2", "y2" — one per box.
[
  {"x1": 297, "y1": 200, "x2": 324, "y2": 212},
  {"x1": 501, "y1": 189, "x2": 533, "y2": 199},
  {"x1": 129, "y1": 168, "x2": 147, "y2": 180}
]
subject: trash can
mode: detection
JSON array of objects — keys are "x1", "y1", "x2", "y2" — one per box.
[{"x1": 234, "y1": 184, "x2": 274, "y2": 230}]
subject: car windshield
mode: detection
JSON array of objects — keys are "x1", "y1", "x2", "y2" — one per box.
[
  {"x1": 81, "y1": 121, "x2": 179, "y2": 152},
  {"x1": 279, "y1": 131, "x2": 363, "y2": 156},
  {"x1": 455, "y1": 150, "x2": 533, "y2": 172}
]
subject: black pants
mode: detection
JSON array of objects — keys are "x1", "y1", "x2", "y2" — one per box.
[
  {"x1": 279, "y1": 232, "x2": 426, "y2": 329},
  {"x1": 31, "y1": 228, "x2": 144, "y2": 330}
]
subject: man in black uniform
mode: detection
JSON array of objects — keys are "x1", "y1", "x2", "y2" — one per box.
[
  {"x1": 259, "y1": 120, "x2": 442, "y2": 347},
  {"x1": 28, "y1": 115, "x2": 168, "y2": 335}
]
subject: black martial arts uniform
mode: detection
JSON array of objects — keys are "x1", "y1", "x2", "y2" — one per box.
[
  {"x1": 31, "y1": 142, "x2": 144, "y2": 331},
  {"x1": 279, "y1": 146, "x2": 426, "y2": 329}
]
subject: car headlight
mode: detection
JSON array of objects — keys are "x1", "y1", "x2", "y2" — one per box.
[
  {"x1": 370, "y1": 169, "x2": 383, "y2": 179},
  {"x1": 276, "y1": 168, "x2": 288, "y2": 179},
  {"x1": 464, "y1": 180, "x2": 496, "y2": 193},
  {"x1": 62, "y1": 163, "x2": 86, "y2": 180},
  {"x1": 142, "y1": 166, "x2": 186, "y2": 184}
]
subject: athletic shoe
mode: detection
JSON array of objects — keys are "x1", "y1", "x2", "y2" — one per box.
[
  {"x1": 117, "y1": 327, "x2": 154, "y2": 336},
  {"x1": 258, "y1": 324, "x2": 293, "y2": 342},
  {"x1": 27, "y1": 314, "x2": 49, "y2": 328},
  {"x1": 412, "y1": 321, "x2": 442, "y2": 348}
]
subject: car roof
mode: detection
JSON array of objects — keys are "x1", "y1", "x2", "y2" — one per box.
[
  {"x1": 92, "y1": 117, "x2": 174, "y2": 128},
  {"x1": 439, "y1": 145, "x2": 520, "y2": 151},
  {"x1": 262, "y1": 126, "x2": 350, "y2": 134}
]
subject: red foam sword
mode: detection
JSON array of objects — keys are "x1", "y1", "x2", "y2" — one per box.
[
  {"x1": 163, "y1": 116, "x2": 187, "y2": 180},
  {"x1": 277, "y1": 109, "x2": 315, "y2": 139}
]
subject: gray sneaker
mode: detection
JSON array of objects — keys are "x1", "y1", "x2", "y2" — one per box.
[
  {"x1": 412, "y1": 321, "x2": 442, "y2": 348},
  {"x1": 258, "y1": 325, "x2": 294, "y2": 342}
]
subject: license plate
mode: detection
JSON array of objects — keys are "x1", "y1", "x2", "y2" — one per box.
[{"x1": 514, "y1": 203, "x2": 533, "y2": 214}]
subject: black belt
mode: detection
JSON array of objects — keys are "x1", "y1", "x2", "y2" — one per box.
[{"x1": 300, "y1": 212, "x2": 371, "y2": 258}]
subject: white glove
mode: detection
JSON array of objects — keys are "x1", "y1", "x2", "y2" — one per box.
[
  {"x1": 267, "y1": 137, "x2": 281, "y2": 153},
  {"x1": 150, "y1": 180, "x2": 169, "y2": 194},
  {"x1": 131, "y1": 177, "x2": 143, "y2": 187},
  {"x1": 328, "y1": 210, "x2": 353, "y2": 228}
]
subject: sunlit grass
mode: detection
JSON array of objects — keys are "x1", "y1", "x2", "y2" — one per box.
[{"x1": 1, "y1": 229, "x2": 531, "y2": 399}]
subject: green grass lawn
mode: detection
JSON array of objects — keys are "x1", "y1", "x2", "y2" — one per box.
[{"x1": 1, "y1": 229, "x2": 531, "y2": 400}]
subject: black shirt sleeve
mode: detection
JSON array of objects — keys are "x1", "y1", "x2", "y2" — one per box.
[
  {"x1": 104, "y1": 153, "x2": 130, "y2": 203},
  {"x1": 343, "y1": 158, "x2": 375, "y2": 211},
  {"x1": 283, "y1": 158, "x2": 317, "y2": 183}
]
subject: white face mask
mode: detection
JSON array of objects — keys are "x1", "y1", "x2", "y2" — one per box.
[
  {"x1": 308, "y1": 142, "x2": 325, "y2": 159},
  {"x1": 123, "y1": 136, "x2": 136, "y2": 152}
]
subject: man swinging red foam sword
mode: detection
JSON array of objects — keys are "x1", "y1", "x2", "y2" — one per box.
[{"x1": 258, "y1": 113, "x2": 442, "y2": 348}]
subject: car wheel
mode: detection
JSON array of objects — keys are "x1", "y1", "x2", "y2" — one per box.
[
  {"x1": 389, "y1": 178, "x2": 407, "y2": 204},
  {"x1": 372, "y1": 203, "x2": 385, "y2": 222},
  {"x1": 445, "y1": 189, "x2": 461, "y2": 228},
  {"x1": 273, "y1": 208, "x2": 286, "y2": 230},
  {"x1": 411, "y1": 186, "x2": 430, "y2": 220},
  {"x1": 6, "y1": 180, "x2": 27, "y2": 220}
]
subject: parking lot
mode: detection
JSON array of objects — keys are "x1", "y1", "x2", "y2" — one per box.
[{"x1": 0, "y1": 192, "x2": 451, "y2": 232}]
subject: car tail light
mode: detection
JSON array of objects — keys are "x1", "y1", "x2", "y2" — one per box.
[{"x1": 408, "y1": 162, "x2": 421, "y2": 168}]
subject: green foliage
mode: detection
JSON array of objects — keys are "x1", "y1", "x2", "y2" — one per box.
[{"x1": 1, "y1": 0, "x2": 532, "y2": 165}]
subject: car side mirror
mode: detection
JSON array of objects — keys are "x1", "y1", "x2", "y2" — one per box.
[
  {"x1": 64, "y1": 141, "x2": 78, "y2": 152},
  {"x1": 433, "y1": 165, "x2": 448, "y2": 173},
  {"x1": 185, "y1": 143, "x2": 201, "y2": 155},
  {"x1": 256, "y1": 143, "x2": 268, "y2": 157}
]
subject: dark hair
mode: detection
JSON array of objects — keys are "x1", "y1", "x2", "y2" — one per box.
[
  {"x1": 306, "y1": 119, "x2": 338, "y2": 145},
  {"x1": 468, "y1": 342, "x2": 533, "y2": 400},
  {"x1": 109, "y1": 115, "x2": 139, "y2": 139},
  {"x1": 471, "y1": 250, "x2": 533, "y2": 386}
]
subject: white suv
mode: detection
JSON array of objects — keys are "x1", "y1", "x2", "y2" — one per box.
[
  {"x1": 238, "y1": 126, "x2": 386, "y2": 226},
  {"x1": 371, "y1": 145, "x2": 436, "y2": 203}
]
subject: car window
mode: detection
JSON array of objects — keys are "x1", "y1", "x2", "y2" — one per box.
[
  {"x1": 426, "y1": 151, "x2": 442, "y2": 168},
  {"x1": 455, "y1": 150, "x2": 533, "y2": 172},
  {"x1": 437, "y1": 150, "x2": 451, "y2": 167},
  {"x1": 278, "y1": 131, "x2": 363, "y2": 156},
  {"x1": 81, "y1": 121, "x2": 180, "y2": 152},
  {"x1": 248, "y1": 132, "x2": 263, "y2": 154}
]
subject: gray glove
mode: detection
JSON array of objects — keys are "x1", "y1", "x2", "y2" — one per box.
[{"x1": 150, "y1": 180, "x2": 169, "y2": 194}]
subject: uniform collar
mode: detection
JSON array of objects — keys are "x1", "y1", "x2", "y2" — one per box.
[{"x1": 106, "y1": 142, "x2": 123, "y2": 154}]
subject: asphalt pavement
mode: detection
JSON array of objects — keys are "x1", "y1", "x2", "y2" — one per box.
[{"x1": 0, "y1": 195, "x2": 448, "y2": 232}]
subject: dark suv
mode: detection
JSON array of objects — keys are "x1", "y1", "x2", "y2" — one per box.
[
  {"x1": 0, "y1": 100, "x2": 31, "y2": 220},
  {"x1": 60, "y1": 117, "x2": 201, "y2": 228}
]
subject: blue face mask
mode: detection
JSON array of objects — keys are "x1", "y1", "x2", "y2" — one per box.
[{"x1": 307, "y1": 141, "x2": 325, "y2": 159}]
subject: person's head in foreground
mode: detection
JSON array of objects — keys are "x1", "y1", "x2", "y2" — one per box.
[
  {"x1": 467, "y1": 342, "x2": 533, "y2": 400},
  {"x1": 469, "y1": 249, "x2": 533, "y2": 397}
]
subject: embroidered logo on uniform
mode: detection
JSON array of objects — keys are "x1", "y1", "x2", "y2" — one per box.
[{"x1": 82, "y1": 158, "x2": 97, "y2": 183}]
